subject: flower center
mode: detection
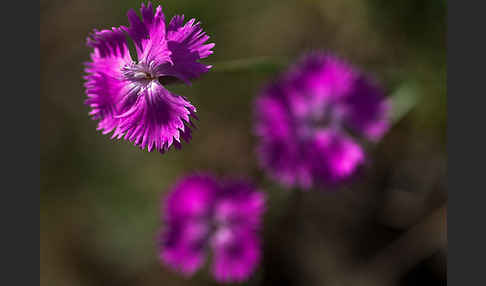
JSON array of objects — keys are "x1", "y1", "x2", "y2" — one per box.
[
  {"x1": 121, "y1": 62, "x2": 158, "y2": 85},
  {"x1": 310, "y1": 103, "x2": 343, "y2": 128},
  {"x1": 122, "y1": 61, "x2": 180, "y2": 87},
  {"x1": 136, "y1": 71, "x2": 156, "y2": 80},
  {"x1": 298, "y1": 101, "x2": 345, "y2": 138}
]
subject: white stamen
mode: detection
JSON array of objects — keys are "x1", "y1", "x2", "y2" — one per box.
[{"x1": 133, "y1": 72, "x2": 148, "y2": 79}]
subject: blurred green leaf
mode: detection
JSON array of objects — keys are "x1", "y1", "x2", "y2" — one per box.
[{"x1": 390, "y1": 82, "x2": 421, "y2": 124}]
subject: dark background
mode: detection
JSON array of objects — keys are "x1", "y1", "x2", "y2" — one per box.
[{"x1": 40, "y1": 0, "x2": 446, "y2": 285}]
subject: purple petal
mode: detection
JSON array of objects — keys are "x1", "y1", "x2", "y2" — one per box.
[
  {"x1": 84, "y1": 28, "x2": 131, "y2": 134},
  {"x1": 254, "y1": 83, "x2": 314, "y2": 189},
  {"x1": 254, "y1": 84, "x2": 293, "y2": 140},
  {"x1": 167, "y1": 15, "x2": 215, "y2": 59},
  {"x1": 288, "y1": 53, "x2": 356, "y2": 104},
  {"x1": 113, "y1": 82, "x2": 196, "y2": 153},
  {"x1": 123, "y1": 3, "x2": 171, "y2": 66},
  {"x1": 214, "y1": 180, "x2": 265, "y2": 230},
  {"x1": 164, "y1": 174, "x2": 219, "y2": 221},
  {"x1": 160, "y1": 15, "x2": 214, "y2": 83},
  {"x1": 125, "y1": 8, "x2": 149, "y2": 52},
  {"x1": 342, "y1": 76, "x2": 390, "y2": 141},
  {"x1": 257, "y1": 138, "x2": 313, "y2": 189},
  {"x1": 86, "y1": 27, "x2": 129, "y2": 58},
  {"x1": 211, "y1": 229, "x2": 261, "y2": 283},
  {"x1": 160, "y1": 220, "x2": 209, "y2": 276},
  {"x1": 308, "y1": 130, "x2": 365, "y2": 186},
  {"x1": 159, "y1": 174, "x2": 220, "y2": 276}
]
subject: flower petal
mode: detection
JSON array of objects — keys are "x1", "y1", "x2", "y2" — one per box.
[
  {"x1": 159, "y1": 15, "x2": 214, "y2": 83},
  {"x1": 289, "y1": 53, "x2": 356, "y2": 102},
  {"x1": 211, "y1": 229, "x2": 261, "y2": 283},
  {"x1": 84, "y1": 27, "x2": 131, "y2": 134},
  {"x1": 167, "y1": 15, "x2": 215, "y2": 59},
  {"x1": 214, "y1": 180, "x2": 265, "y2": 231},
  {"x1": 113, "y1": 81, "x2": 196, "y2": 153},
  {"x1": 159, "y1": 174, "x2": 220, "y2": 276},
  {"x1": 342, "y1": 76, "x2": 390, "y2": 141},
  {"x1": 86, "y1": 27, "x2": 129, "y2": 58},
  {"x1": 123, "y1": 3, "x2": 171, "y2": 66},
  {"x1": 254, "y1": 84, "x2": 293, "y2": 140},
  {"x1": 160, "y1": 220, "x2": 209, "y2": 276},
  {"x1": 164, "y1": 174, "x2": 219, "y2": 221},
  {"x1": 254, "y1": 83, "x2": 314, "y2": 189},
  {"x1": 309, "y1": 130, "x2": 365, "y2": 186}
]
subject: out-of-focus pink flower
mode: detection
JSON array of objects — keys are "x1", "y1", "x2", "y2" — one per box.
[
  {"x1": 254, "y1": 52, "x2": 389, "y2": 189},
  {"x1": 159, "y1": 174, "x2": 264, "y2": 283}
]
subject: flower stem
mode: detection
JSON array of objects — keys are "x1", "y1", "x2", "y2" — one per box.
[{"x1": 211, "y1": 56, "x2": 289, "y2": 73}]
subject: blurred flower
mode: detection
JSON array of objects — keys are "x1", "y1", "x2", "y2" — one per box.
[
  {"x1": 84, "y1": 2, "x2": 214, "y2": 153},
  {"x1": 160, "y1": 174, "x2": 264, "y2": 283},
  {"x1": 254, "y1": 53, "x2": 389, "y2": 189}
]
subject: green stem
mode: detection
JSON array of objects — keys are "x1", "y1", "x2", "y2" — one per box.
[{"x1": 211, "y1": 56, "x2": 289, "y2": 73}]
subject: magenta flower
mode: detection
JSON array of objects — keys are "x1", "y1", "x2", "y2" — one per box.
[
  {"x1": 254, "y1": 53, "x2": 389, "y2": 189},
  {"x1": 84, "y1": 2, "x2": 214, "y2": 153},
  {"x1": 159, "y1": 174, "x2": 265, "y2": 283}
]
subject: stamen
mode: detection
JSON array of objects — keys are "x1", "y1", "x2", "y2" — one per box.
[
  {"x1": 122, "y1": 62, "x2": 157, "y2": 83},
  {"x1": 133, "y1": 72, "x2": 148, "y2": 79}
]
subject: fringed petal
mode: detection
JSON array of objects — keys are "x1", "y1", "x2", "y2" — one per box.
[
  {"x1": 114, "y1": 81, "x2": 196, "y2": 153},
  {"x1": 84, "y1": 28, "x2": 131, "y2": 134},
  {"x1": 86, "y1": 27, "x2": 129, "y2": 58},
  {"x1": 159, "y1": 15, "x2": 215, "y2": 83}
]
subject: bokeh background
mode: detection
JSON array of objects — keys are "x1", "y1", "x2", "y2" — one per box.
[{"x1": 40, "y1": 0, "x2": 446, "y2": 285}]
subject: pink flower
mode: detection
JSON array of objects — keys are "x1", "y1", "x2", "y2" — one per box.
[
  {"x1": 254, "y1": 53, "x2": 389, "y2": 189},
  {"x1": 160, "y1": 174, "x2": 265, "y2": 282},
  {"x1": 84, "y1": 2, "x2": 214, "y2": 153}
]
